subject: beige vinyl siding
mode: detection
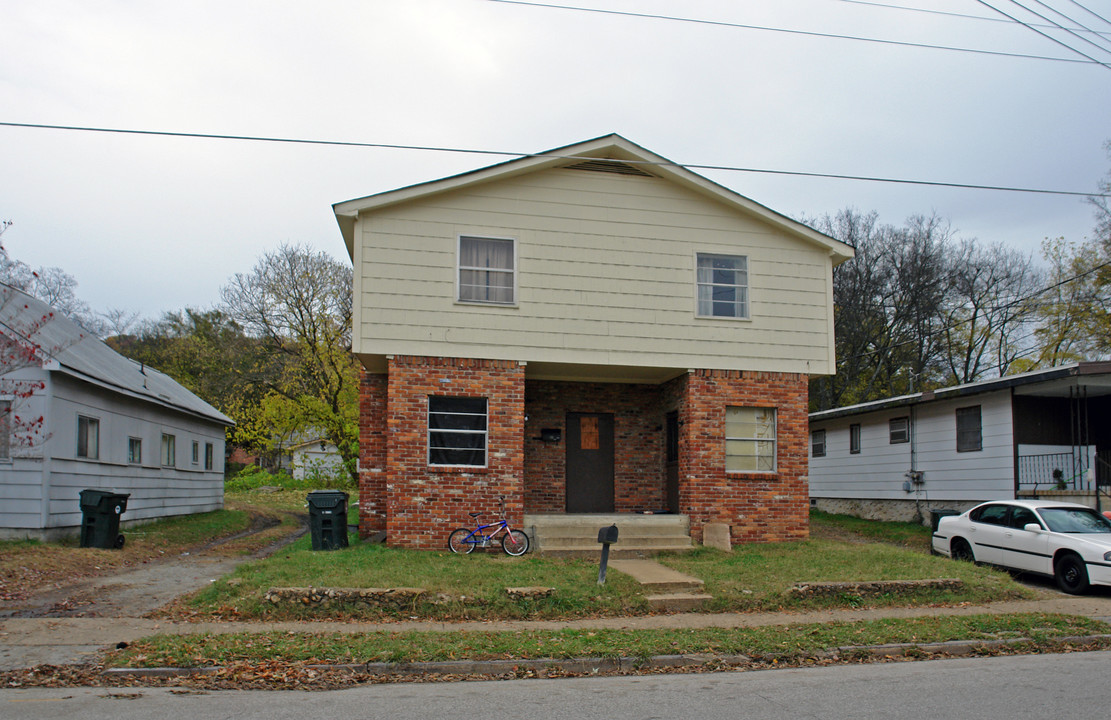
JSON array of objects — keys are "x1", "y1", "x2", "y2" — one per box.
[{"x1": 355, "y1": 167, "x2": 835, "y2": 374}]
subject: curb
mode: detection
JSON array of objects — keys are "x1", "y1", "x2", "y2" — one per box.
[{"x1": 100, "y1": 634, "x2": 1111, "y2": 680}]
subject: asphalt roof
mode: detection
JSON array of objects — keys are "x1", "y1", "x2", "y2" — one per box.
[{"x1": 0, "y1": 283, "x2": 233, "y2": 425}]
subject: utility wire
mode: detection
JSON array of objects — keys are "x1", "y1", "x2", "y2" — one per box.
[
  {"x1": 484, "y1": 0, "x2": 1105, "y2": 65},
  {"x1": 972, "y1": 0, "x2": 1111, "y2": 69},
  {"x1": 1064, "y1": 0, "x2": 1111, "y2": 29},
  {"x1": 2, "y1": 121, "x2": 1107, "y2": 199},
  {"x1": 1009, "y1": 0, "x2": 1111, "y2": 59},
  {"x1": 831, "y1": 0, "x2": 1111, "y2": 39},
  {"x1": 1024, "y1": 0, "x2": 1111, "y2": 52}
]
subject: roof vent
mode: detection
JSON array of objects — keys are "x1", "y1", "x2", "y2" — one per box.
[{"x1": 564, "y1": 159, "x2": 654, "y2": 177}]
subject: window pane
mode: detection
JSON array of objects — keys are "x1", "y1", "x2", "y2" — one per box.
[
  {"x1": 459, "y1": 237, "x2": 514, "y2": 304},
  {"x1": 0, "y1": 400, "x2": 9, "y2": 459},
  {"x1": 696, "y1": 254, "x2": 748, "y2": 318},
  {"x1": 460, "y1": 237, "x2": 513, "y2": 270},
  {"x1": 428, "y1": 397, "x2": 487, "y2": 466}
]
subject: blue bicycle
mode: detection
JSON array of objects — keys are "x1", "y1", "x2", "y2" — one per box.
[{"x1": 447, "y1": 497, "x2": 530, "y2": 556}]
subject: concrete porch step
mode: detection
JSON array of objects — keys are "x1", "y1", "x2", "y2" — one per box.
[
  {"x1": 608, "y1": 559, "x2": 704, "y2": 593},
  {"x1": 645, "y1": 592, "x2": 713, "y2": 611},
  {"x1": 525, "y1": 513, "x2": 694, "y2": 557}
]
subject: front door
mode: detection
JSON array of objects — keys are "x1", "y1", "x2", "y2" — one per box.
[
  {"x1": 565, "y1": 412, "x2": 615, "y2": 513},
  {"x1": 665, "y1": 411, "x2": 679, "y2": 513}
]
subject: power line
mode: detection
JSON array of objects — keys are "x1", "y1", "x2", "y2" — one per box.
[
  {"x1": 484, "y1": 0, "x2": 1105, "y2": 65},
  {"x1": 1011, "y1": 0, "x2": 1111, "y2": 59},
  {"x1": 1064, "y1": 0, "x2": 1111, "y2": 29},
  {"x1": 831, "y1": 0, "x2": 1111, "y2": 39},
  {"x1": 1024, "y1": 0, "x2": 1111, "y2": 53},
  {"x1": 971, "y1": 0, "x2": 1111, "y2": 70},
  {"x1": 2, "y1": 121, "x2": 1106, "y2": 199}
]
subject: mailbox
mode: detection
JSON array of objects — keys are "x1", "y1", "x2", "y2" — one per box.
[{"x1": 597, "y1": 524, "x2": 619, "y2": 544}]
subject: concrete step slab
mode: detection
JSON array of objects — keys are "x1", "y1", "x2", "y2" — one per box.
[{"x1": 646, "y1": 592, "x2": 713, "y2": 612}]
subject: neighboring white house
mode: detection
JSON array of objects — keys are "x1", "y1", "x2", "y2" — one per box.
[
  {"x1": 288, "y1": 437, "x2": 344, "y2": 482},
  {"x1": 0, "y1": 284, "x2": 233, "y2": 540},
  {"x1": 808, "y1": 362, "x2": 1111, "y2": 523}
]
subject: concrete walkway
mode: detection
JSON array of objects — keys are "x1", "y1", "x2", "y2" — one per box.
[{"x1": 4, "y1": 595, "x2": 1111, "y2": 670}]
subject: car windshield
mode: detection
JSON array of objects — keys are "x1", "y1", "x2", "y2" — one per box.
[{"x1": 1038, "y1": 507, "x2": 1111, "y2": 534}]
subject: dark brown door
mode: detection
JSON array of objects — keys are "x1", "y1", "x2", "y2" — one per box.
[
  {"x1": 565, "y1": 412, "x2": 615, "y2": 513},
  {"x1": 665, "y1": 411, "x2": 679, "y2": 513}
]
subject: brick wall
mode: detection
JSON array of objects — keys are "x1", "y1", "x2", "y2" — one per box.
[
  {"x1": 384, "y1": 356, "x2": 525, "y2": 548},
  {"x1": 358, "y1": 371, "x2": 388, "y2": 537},
  {"x1": 680, "y1": 369, "x2": 810, "y2": 544},
  {"x1": 524, "y1": 380, "x2": 667, "y2": 513}
]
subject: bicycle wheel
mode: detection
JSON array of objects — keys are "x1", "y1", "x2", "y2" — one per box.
[
  {"x1": 448, "y1": 528, "x2": 476, "y2": 554},
  {"x1": 501, "y1": 529, "x2": 529, "y2": 556}
]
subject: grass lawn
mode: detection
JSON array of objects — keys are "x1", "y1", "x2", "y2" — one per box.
[
  {"x1": 106, "y1": 613, "x2": 1109, "y2": 668},
  {"x1": 165, "y1": 509, "x2": 1030, "y2": 621}
]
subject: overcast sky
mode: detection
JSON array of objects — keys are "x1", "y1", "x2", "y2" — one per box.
[{"x1": 3, "y1": 0, "x2": 1110, "y2": 319}]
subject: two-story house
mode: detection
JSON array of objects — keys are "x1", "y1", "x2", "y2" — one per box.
[{"x1": 333, "y1": 134, "x2": 854, "y2": 548}]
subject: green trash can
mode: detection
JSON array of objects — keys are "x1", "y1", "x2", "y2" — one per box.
[
  {"x1": 79, "y1": 489, "x2": 129, "y2": 549},
  {"x1": 930, "y1": 508, "x2": 959, "y2": 533},
  {"x1": 307, "y1": 490, "x2": 349, "y2": 551}
]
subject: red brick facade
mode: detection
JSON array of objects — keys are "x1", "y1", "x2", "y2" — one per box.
[
  {"x1": 678, "y1": 369, "x2": 811, "y2": 544},
  {"x1": 358, "y1": 359, "x2": 809, "y2": 547}
]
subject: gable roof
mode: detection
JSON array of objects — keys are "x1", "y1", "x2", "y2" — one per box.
[
  {"x1": 0, "y1": 284, "x2": 233, "y2": 425},
  {"x1": 333, "y1": 133, "x2": 855, "y2": 265}
]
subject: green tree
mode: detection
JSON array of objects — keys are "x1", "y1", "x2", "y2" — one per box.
[{"x1": 220, "y1": 244, "x2": 359, "y2": 484}]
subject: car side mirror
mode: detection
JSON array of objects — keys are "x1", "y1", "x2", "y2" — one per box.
[{"x1": 1023, "y1": 523, "x2": 1044, "y2": 533}]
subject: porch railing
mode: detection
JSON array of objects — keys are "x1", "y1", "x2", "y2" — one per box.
[{"x1": 1017, "y1": 452, "x2": 1091, "y2": 492}]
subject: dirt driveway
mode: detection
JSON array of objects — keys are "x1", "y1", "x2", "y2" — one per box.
[{"x1": 0, "y1": 517, "x2": 306, "y2": 669}]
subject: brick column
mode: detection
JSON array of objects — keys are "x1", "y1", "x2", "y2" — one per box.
[
  {"x1": 385, "y1": 356, "x2": 525, "y2": 548},
  {"x1": 681, "y1": 369, "x2": 810, "y2": 544},
  {"x1": 358, "y1": 371, "x2": 388, "y2": 537}
]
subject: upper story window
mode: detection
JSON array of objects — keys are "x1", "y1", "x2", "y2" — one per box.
[
  {"x1": 725, "y1": 406, "x2": 776, "y2": 472},
  {"x1": 696, "y1": 253, "x2": 748, "y2": 319},
  {"x1": 458, "y1": 236, "x2": 515, "y2": 304},
  {"x1": 428, "y1": 396, "x2": 488, "y2": 467},
  {"x1": 77, "y1": 415, "x2": 100, "y2": 459},
  {"x1": 889, "y1": 417, "x2": 910, "y2": 444},
  {"x1": 956, "y1": 406, "x2": 982, "y2": 452},
  {"x1": 811, "y1": 429, "x2": 826, "y2": 457}
]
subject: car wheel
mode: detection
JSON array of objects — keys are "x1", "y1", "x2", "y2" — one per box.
[
  {"x1": 1054, "y1": 553, "x2": 1090, "y2": 595},
  {"x1": 950, "y1": 538, "x2": 975, "y2": 563}
]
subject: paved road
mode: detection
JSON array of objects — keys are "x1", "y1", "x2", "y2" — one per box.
[{"x1": 3, "y1": 649, "x2": 1108, "y2": 719}]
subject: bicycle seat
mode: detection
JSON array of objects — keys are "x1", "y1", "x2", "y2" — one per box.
[{"x1": 468, "y1": 511, "x2": 482, "y2": 518}]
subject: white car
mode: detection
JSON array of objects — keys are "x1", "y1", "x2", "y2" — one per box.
[{"x1": 932, "y1": 499, "x2": 1111, "y2": 594}]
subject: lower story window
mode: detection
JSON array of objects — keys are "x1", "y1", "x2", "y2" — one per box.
[
  {"x1": 811, "y1": 429, "x2": 826, "y2": 458},
  {"x1": 428, "y1": 396, "x2": 487, "y2": 466},
  {"x1": 77, "y1": 416, "x2": 100, "y2": 459},
  {"x1": 726, "y1": 406, "x2": 777, "y2": 472},
  {"x1": 0, "y1": 400, "x2": 10, "y2": 459},
  {"x1": 128, "y1": 437, "x2": 142, "y2": 464},
  {"x1": 205, "y1": 442, "x2": 214, "y2": 470},
  {"x1": 161, "y1": 433, "x2": 176, "y2": 466}
]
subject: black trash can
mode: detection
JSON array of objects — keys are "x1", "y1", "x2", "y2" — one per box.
[
  {"x1": 79, "y1": 489, "x2": 130, "y2": 549},
  {"x1": 307, "y1": 490, "x2": 349, "y2": 551},
  {"x1": 930, "y1": 508, "x2": 959, "y2": 533}
]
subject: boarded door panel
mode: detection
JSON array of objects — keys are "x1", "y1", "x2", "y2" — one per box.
[{"x1": 566, "y1": 412, "x2": 615, "y2": 513}]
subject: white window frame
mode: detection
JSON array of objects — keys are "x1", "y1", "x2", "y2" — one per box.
[
  {"x1": 725, "y1": 406, "x2": 777, "y2": 473},
  {"x1": 956, "y1": 406, "x2": 982, "y2": 453},
  {"x1": 128, "y1": 437, "x2": 142, "y2": 464},
  {"x1": 456, "y1": 235, "x2": 517, "y2": 306},
  {"x1": 192, "y1": 440, "x2": 200, "y2": 465},
  {"x1": 161, "y1": 433, "x2": 176, "y2": 467},
  {"x1": 696, "y1": 252, "x2": 750, "y2": 320},
  {"x1": 428, "y1": 396, "x2": 488, "y2": 467},
  {"x1": 77, "y1": 415, "x2": 100, "y2": 460},
  {"x1": 889, "y1": 417, "x2": 910, "y2": 444},
  {"x1": 0, "y1": 399, "x2": 11, "y2": 460},
  {"x1": 811, "y1": 429, "x2": 826, "y2": 458}
]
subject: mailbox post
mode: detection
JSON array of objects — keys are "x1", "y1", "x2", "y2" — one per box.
[{"x1": 597, "y1": 524, "x2": 619, "y2": 585}]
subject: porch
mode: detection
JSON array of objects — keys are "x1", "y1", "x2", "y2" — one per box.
[{"x1": 524, "y1": 513, "x2": 694, "y2": 557}]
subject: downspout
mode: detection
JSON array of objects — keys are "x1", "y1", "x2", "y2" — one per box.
[{"x1": 1011, "y1": 387, "x2": 1020, "y2": 499}]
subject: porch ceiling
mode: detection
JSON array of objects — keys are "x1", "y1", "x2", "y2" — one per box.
[{"x1": 525, "y1": 361, "x2": 687, "y2": 384}]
